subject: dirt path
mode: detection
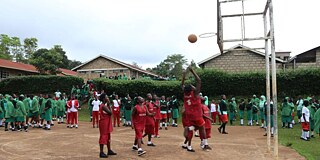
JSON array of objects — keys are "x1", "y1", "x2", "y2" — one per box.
[{"x1": 0, "y1": 122, "x2": 304, "y2": 160}]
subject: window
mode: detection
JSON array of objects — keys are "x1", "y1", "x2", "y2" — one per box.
[
  {"x1": 0, "y1": 71, "x2": 9, "y2": 79},
  {"x1": 79, "y1": 71, "x2": 87, "y2": 74}
]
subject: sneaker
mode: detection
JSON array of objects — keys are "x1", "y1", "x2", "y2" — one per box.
[
  {"x1": 58, "y1": 122, "x2": 61, "y2": 124},
  {"x1": 156, "y1": 135, "x2": 160, "y2": 138},
  {"x1": 182, "y1": 145, "x2": 188, "y2": 149},
  {"x1": 67, "y1": 125, "x2": 69, "y2": 128},
  {"x1": 138, "y1": 150, "x2": 146, "y2": 156},
  {"x1": 5, "y1": 128, "x2": 9, "y2": 131},
  {"x1": 263, "y1": 133, "x2": 267, "y2": 136},
  {"x1": 75, "y1": 125, "x2": 78, "y2": 128},
  {"x1": 132, "y1": 146, "x2": 138, "y2": 151},
  {"x1": 99, "y1": 152, "x2": 108, "y2": 158},
  {"x1": 218, "y1": 127, "x2": 221, "y2": 133},
  {"x1": 107, "y1": 150, "x2": 117, "y2": 155},
  {"x1": 311, "y1": 135, "x2": 315, "y2": 138},
  {"x1": 222, "y1": 132, "x2": 228, "y2": 134},
  {"x1": 165, "y1": 127, "x2": 168, "y2": 130},
  {"x1": 70, "y1": 125, "x2": 73, "y2": 128},
  {"x1": 203, "y1": 145, "x2": 212, "y2": 150},
  {"x1": 187, "y1": 148, "x2": 195, "y2": 152},
  {"x1": 147, "y1": 143, "x2": 156, "y2": 147},
  {"x1": 195, "y1": 134, "x2": 199, "y2": 137},
  {"x1": 159, "y1": 127, "x2": 162, "y2": 130}
]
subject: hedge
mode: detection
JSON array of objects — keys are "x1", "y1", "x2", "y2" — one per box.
[
  {"x1": 93, "y1": 78, "x2": 187, "y2": 98},
  {"x1": 0, "y1": 75, "x2": 83, "y2": 95},
  {"x1": 94, "y1": 69, "x2": 320, "y2": 98}
]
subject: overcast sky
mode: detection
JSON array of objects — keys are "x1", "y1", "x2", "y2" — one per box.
[{"x1": 1, "y1": 0, "x2": 319, "y2": 69}]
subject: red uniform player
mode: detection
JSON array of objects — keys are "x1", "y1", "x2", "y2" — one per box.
[
  {"x1": 99, "y1": 96, "x2": 116, "y2": 158},
  {"x1": 132, "y1": 96, "x2": 152, "y2": 156},
  {"x1": 143, "y1": 93, "x2": 157, "y2": 146},
  {"x1": 153, "y1": 94, "x2": 161, "y2": 137},
  {"x1": 181, "y1": 66, "x2": 211, "y2": 151}
]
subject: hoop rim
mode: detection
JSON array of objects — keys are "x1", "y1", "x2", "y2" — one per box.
[{"x1": 199, "y1": 32, "x2": 217, "y2": 38}]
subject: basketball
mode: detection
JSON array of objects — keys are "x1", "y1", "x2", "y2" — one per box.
[{"x1": 188, "y1": 34, "x2": 197, "y2": 43}]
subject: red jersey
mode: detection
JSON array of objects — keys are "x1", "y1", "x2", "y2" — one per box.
[
  {"x1": 153, "y1": 100, "x2": 161, "y2": 120},
  {"x1": 184, "y1": 91, "x2": 203, "y2": 120},
  {"x1": 133, "y1": 104, "x2": 147, "y2": 129},
  {"x1": 99, "y1": 104, "x2": 113, "y2": 133},
  {"x1": 145, "y1": 101, "x2": 155, "y2": 126},
  {"x1": 202, "y1": 104, "x2": 211, "y2": 129}
]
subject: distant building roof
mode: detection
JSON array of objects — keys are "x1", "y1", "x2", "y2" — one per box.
[
  {"x1": 198, "y1": 44, "x2": 285, "y2": 65},
  {"x1": 0, "y1": 58, "x2": 38, "y2": 73},
  {"x1": 72, "y1": 54, "x2": 160, "y2": 77},
  {"x1": 288, "y1": 45, "x2": 320, "y2": 63},
  {"x1": 0, "y1": 58, "x2": 76, "y2": 76}
]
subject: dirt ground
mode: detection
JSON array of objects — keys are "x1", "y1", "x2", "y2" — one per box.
[{"x1": 0, "y1": 122, "x2": 305, "y2": 160}]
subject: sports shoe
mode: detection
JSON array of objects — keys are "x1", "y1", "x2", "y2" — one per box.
[
  {"x1": 99, "y1": 152, "x2": 108, "y2": 158},
  {"x1": 165, "y1": 127, "x2": 168, "y2": 130},
  {"x1": 132, "y1": 146, "x2": 138, "y2": 151},
  {"x1": 203, "y1": 145, "x2": 212, "y2": 150},
  {"x1": 75, "y1": 125, "x2": 78, "y2": 128},
  {"x1": 147, "y1": 143, "x2": 156, "y2": 147},
  {"x1": 138, "y1": 150, "x2": 146, "y2": 156},
  {"x1": 218, "y1": 128, "x2": 221, "y2": 133},
  {"x1": 182, "y1": 145, "x2": 188, "y2": 149},
  {"x1": 107, "y1": 150, "x2": 117, "y2": 155},
  {"x1": 222, "y1": 132, "x2": 228, "y2": 134},
  {"x1": 159, "y1": 127, "x2": 162, "y2": 130},
  {"x1": 187, "y1": 148, "x2": 195, "y2": 152},
  {"x1": 5, "y1": 128, "x2": 9, "y2": 131}
]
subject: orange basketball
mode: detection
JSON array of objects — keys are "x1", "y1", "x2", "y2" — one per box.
[{"x1": 188, "y1": 34, "x2": 197, "y2": 43}]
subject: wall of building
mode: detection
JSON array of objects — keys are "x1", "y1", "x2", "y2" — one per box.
[
  {"x1": 287, "y1": 48, "x2": 320, "y2": 70},
  {"x1": 0, "y1": 67, "x2": 38, "y2": 81},
  {"x1": 202, "y1": 50, "x2": 283, "y2": 72}
]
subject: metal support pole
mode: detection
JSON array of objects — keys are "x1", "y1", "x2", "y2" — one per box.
[
  {"x1": 268, "y1": 0, "x2": 278, "y2": 158},
  {"x1": 263, "y1": 14, "x2": 271, "y2": 152}
]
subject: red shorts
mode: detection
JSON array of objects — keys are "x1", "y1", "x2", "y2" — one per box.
[
  {"x1": 161, "y1": 113, "x2": 167, "y2": 119},
  {"x1": 145, "y1": 125, "x2": 155, "y2": 135},
  {"x1": 135, "y1": 128, "x2": 144, "y2": 139},
  {"x1": 189, "y1": 118, "x2": 205, "y2": 127},
  {"x1": 99, "y1": 133, "x2": 110, "y2": 144},
  {"x1": 221, "y1": 114, "x2": 228, "y2": 123},
  {"x1": 167, "y1": 112, "x2": 172, "y2": 118},
  {"x1": 302, "y1": 122, "x2": 310, "y2": 131},
  {"x1": 182, "y1": 116, "x2": 190, "y2": 127}
]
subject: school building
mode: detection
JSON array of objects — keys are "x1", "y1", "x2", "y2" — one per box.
[
  {"x1": 198, "y1": 44, "x2": 320, "y2": 72},
  {"x1": 0, "y1": 58, "x2": 77, "y2": 81},
  {"x1": 71, "y1": 54, "x2": 160, "y2": 82}
]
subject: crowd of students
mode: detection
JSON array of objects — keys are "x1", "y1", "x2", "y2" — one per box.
[{"x1": 0, "y1": 92, "x2": 82, "y2": 132}]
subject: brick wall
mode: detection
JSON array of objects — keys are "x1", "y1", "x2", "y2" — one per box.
[
  {"x1": 203, "y1": 50, "x2": 283, "y2": 72},
  {"x1": 78, "y1": 57, "x2": 125, "y2": 70},
  {"x1": 0, "y1": 67, "x2": 38, "y2": 81}
]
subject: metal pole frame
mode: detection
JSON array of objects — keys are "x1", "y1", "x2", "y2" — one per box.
[{"x1": 217, "y1": 0, "x2": 278, "y2": 157}]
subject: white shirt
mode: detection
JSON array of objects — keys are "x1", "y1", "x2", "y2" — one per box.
[
  {"x1": 70, "y1": 100, "x2": 78, "y2": 112},
  {"x1": 92, "y1": 100, "x2": 101, "y2": 111},
  {"x1": 301, "y1": 106, "x2": 310, "y2": 122},
  {"x1": 113, "y1": 99, "x2": 120, "y2": 107},
  {"x1": 210, "y1": 103, "x2": 216, "y2": 112},
  {"x1": 55, "y1": 91, "x2": 61, "y2": 98}
]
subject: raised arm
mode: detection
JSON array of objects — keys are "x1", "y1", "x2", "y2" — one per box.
[
  {"x1": 189, "y1": 66, "x2": 201, "y2": 96},
  {"x1": 181, "y1": 69, "x2": 187, "y2": 91}
]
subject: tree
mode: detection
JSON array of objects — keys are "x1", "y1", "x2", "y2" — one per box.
[
  {"x1": 68, "y1": 60, "x2": 82, "y2": 69},
  {"x1": 30, "y1": 48, "x2": 63, "y2": 74},
  {"x1": 11, "y1": 37, "x2": 25, "y2": 62},
  {"x1": 150, "y1": 54, "x2": 188, "y2": 80},
  {"x1": 0, "y1": 34, "x2": 13, "y2": 60},
  {"x1": 24, "y1": 38, "x2": 38, "y2": 60},
  {"x1": 132, "y1": 62, "x2": 142, "y2": 69},
  {"x1": 52, "y1": 45, "x2": 69, "y2": 69}
]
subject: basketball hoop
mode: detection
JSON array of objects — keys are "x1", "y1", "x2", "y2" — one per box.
[{"x1": 199, "y1": 32, "x2": 217, "y2": 38}]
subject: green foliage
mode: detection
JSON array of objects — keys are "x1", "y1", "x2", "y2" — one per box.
[
  {"x1": 0, "y1": 76, "x2": 83, "y2": 95},
  {"x1": 30, "y1": 48, "x2": 63, "y2": 74},
  {"x1": 197, "y1": 69, "x2": 320, "y2": 97},
  {"x1": 93, "y1": 78, "x2": 187, "y2": 98}
]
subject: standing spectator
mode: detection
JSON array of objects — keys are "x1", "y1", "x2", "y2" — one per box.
[
  {"x1": 238, "y1": 99, "x2": 245, "y2": 126},
  {"x1": 92, "y1": 95, "x2": 101, "y2": 128},
  {"x1": 112, "y1": 95, "x2": 121, "y2": 127},
  {"x1": 67, "y1": 95, "x2": 79, "y2": 128}
]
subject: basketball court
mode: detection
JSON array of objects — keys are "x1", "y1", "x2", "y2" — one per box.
[{"x1": 0, "y1": 122, "x2": 303, "y2": 160}]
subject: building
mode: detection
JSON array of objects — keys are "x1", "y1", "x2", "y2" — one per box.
[
  {"x1": 198, "y1": 44, "x2": 285, "y2": 72},
  {"x1": 0, "y1": 58, "x2": 77, "y2": 81},
  {"x1": 287, "y1": 46, "x2": 320, "y2": 70},
  {"x1": 71, "y1": 54, "x2": 160, "y2": 81}
]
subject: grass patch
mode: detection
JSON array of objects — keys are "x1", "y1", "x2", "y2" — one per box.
[
  {"x1": 78, "y1": 103, "x2": 90, "y2": 122},
  {"x1": 278, "y1": 116, "x2": 320, "y2": 160}
]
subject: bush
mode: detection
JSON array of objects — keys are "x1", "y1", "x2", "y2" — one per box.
[
  {"x1": 198, "y1": 68, "x2": 320, "y2": 97},
  {"x1": 94, "y1": 69, "x2": 320, "y2": 98},
  {"x1": 0, "y1": 75, "x2": 83, "y2": 95},
  {"x1": 93, "y1": 78, "x2": 185, "y2": 98}
]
